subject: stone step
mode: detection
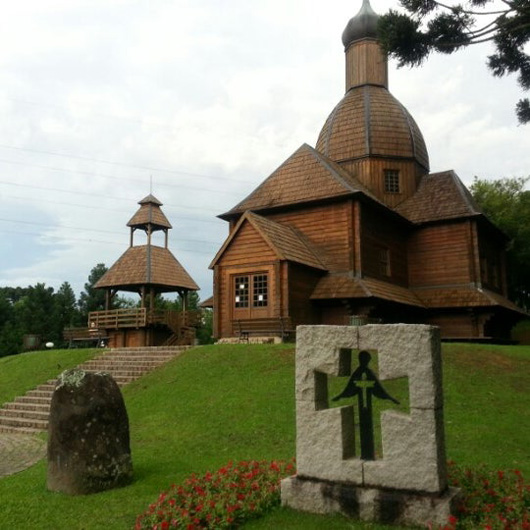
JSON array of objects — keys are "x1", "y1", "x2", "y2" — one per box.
[
  {"x1": 14, "y1": 395, "x2": 52, "y2": 406},
  {"x1": 0, "y1": 414, "x2": 48, "y2": 430},
  {"x1": 36, "y1": 384, "x2": 56, "y2": 392},
  {"x1": 81, "y1": 358, "x2": 172, "y2": 367},
  {"x1": 0, "y1": 408, "x2": 49, "y2": 421},
  {"x1": 3, "y1": 402, "x2": 51, "y2": 413},
  {"x1": 1, "y1": 345, "x2": 192, "y2": 433},
  {"x1": 0, "y1": 424, "x2": 45, "y2": 435},
  {"x1": 25, "y1": 390, "x2": 54, "y2": 399},
  {"x1": 81, "y1": 364, "x2": 160, "y2": 374}
]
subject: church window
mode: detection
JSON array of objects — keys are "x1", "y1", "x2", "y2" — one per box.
[
  {"x1": 379, "y1": 248, "x2": 391, "y2": 277},
  {"x1": 253, "y1": 274, "x2": 268, "y2": 307},
  {"x1": 384, "y1": 169, "x2": 400, "y2": 193},
  {"x1": 234, "y1": 276, "x2": 249, "y2": 308}
]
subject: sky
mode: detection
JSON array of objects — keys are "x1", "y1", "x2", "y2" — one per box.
[{"x1": 0, "y1": 0, "x2": 529, "y2": 302}]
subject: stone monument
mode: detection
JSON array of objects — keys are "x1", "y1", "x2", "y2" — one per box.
[
  {"x1": 47, "y1": 369, "x2": 133, "y2": 495},
  {"x1": 281, "y1": 325, "x2": 460, "y2": 527}
]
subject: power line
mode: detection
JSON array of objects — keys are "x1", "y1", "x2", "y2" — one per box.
[
  {"x1": 0, "y1": 229, "x2": 218, "y2": 254},
  {"x1": 0, "y1": 143, "x2": 256, "y2": 184},
  {"x1": 0, "y1": 180, "x2": 232, "y2": 213},
  {"x1": 2, "y1": 193, "x2": 223, "y2": 225},
  {"x1": 0, "y1": 157, "x2": 245, "y2": 195},
  {"x1": 0, "y1": 218, "x2": 220, "y2": 244}
]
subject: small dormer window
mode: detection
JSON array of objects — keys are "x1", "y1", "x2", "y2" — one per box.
[{"x1": 384, "y1": 169, "x2": 400, "y2": 194}]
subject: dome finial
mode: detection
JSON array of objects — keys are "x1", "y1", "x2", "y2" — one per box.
[{"x1": 342, "y1": 0, "x2": 380, "y2": 49}]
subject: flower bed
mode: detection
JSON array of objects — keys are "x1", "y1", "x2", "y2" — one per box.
[
  {"x1": 445, "y1": 462, "x2": 529, "y2": 529},
  {"x1": 134, "y1": 459, "x2": 295, "y2": 529}
]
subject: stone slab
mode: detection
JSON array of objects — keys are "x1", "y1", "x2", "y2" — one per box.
[
  {"x1": 293, "y1": 325, "x2": 447, "y2": 493},
  {"x1": 281, "y1": 475, "x2": 460, "y2": 528}
]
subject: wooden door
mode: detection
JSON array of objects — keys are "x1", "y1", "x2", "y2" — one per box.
[{"x1": 232, "y1": 272, "x2": 271, "y2": 321}]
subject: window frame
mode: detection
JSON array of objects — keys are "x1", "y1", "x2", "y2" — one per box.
[{"x1": 384, "y1": 169, "x2": 400, "y2": 194}]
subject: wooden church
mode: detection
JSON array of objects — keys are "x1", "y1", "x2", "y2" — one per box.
[
  {"x1": 91, "y1": 194, "x2": 200, "y2": 348},
  {"x1": 210, "y1": 0, "x2": 525, "y2": 341}
]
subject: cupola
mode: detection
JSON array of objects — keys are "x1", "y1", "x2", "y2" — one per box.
[{"x1": 315, "y1": 0, "x2": 430, "y2": 208}]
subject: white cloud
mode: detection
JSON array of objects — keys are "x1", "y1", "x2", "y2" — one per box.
[{"x1": 0, "y1": 0, "x2": 529, "y2": 301}]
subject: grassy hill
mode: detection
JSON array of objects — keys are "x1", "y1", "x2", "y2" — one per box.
[{"x1": 0, "y1": 342, "x2": 528, "y2": 529}]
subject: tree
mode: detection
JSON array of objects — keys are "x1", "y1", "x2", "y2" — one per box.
[
  {"x1": 470, "y1": 176, "x2": 530, "y2": 308},
  {"x1": 78, "y1": 263, "x2": 108, "y2": 322},
  {"x1": 54, "y1": 281, "x2": 82, "y2": 341},
  {"x1": 15, "y1": 283, "x2": 58, "y2": 344},
  {"x1": 378, "y1": 0, "x2": 530, "y2": 123}
]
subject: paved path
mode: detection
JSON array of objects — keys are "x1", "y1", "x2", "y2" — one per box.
[{"x1": 0, "y1": 433, "x2": 46, "y2": 478}]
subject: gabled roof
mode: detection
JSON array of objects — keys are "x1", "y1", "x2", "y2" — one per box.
[
  {"x1": 127, "y1": 194, "x2": 172, "y2": 230},
  {"x1": 96, "y1": 245, "x2": 199, "y2": 292},
  {"x1": 395, "y1": 170, "x2": 482, "y2": 224},
  {"x1": 310, "y1": 274, "x2": 425, "y2": 308},
  {"x1": 210, "y1": 211, "x2": 327, "y2": 271},
  {"x1": 219, "y1": 143, "x2": 379, "y2": 219}
]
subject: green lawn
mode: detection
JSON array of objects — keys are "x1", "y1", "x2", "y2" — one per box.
[
  {"x1": 0, "y1": 348, "x2": 98, "y2": 405},
  {"x1": 0, "y1": 342, "x2": 528, "y2": 529}
]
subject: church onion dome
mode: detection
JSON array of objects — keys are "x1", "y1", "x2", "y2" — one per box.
[
  {"x1": 342, "y1": 0, "x2": 380, "y2": 48},
  {"x1": 315, "y1": 85, "x2": 430, "y2": 172}
]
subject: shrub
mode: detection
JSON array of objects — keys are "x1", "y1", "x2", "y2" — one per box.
[
  {"x1": 446, "y1": 462, "x2": 529, "y2": 529},
  {"x1": 134, "y1": 459, "x2": 295, "y2": 529}
]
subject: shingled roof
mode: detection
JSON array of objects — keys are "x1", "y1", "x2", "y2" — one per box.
[
  {"x1": 395, "y1": 170, "x2": 482, "y2": 224},
  {"x1": 219, "y1": 143, "x2": 379, "y2": 219},
  {"x1": 310, "y1": 274, "x2": 425, "y2": 307},
  {"x1": 210, "y1": 211, "x2": 327, "y2": 271},
  {"x1": 127, "y1": 194, "x2": 172, "y2": 230},
  {"x1": 96, "y1": 245, "x2": 199, "y2": 292},
  {"x1": 315, "y1": 85, "x2": 429, "y2": 171},
  {"x1": 412, "y1": 286, "x2": 526, "y2": 313}
]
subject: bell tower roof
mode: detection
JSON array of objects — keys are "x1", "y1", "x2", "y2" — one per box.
[{"x1": 127, "y1": 194, "x2": 172, "y2": 232}]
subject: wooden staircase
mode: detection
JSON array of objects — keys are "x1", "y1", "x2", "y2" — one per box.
[{"x1": 0, "y1": 346, "x2": 190, "y2": 435}]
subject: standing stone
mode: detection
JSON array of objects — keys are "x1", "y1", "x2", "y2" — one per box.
[{"x1": 47, "y1": 369, "x2": 133, "y2": 495}]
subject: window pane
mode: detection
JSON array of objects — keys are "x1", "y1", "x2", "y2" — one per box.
[
  {"x1": 234, "y1": 276, "x2": 249, "y2": 308},
  {"x1": 384, "y1": 170, "x2": 400, "y2": 193},
  {"x1": 253, "y1": 274, "x2": 268, "y2": 307}
]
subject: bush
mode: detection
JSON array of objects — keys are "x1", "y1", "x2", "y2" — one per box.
[
  {"x1": 446, "y1": 462, "x2": 529, "y2": 529},
  {"x1": 135, "y1": 459, "x2": 295, "y2": 529}
]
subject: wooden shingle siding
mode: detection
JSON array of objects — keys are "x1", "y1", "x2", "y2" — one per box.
[
  {"x1": 408, "y1": 222, "x2": 474, "y2": 287},
  {"x1": 268, "y1": 202, "x2": 351, "y2": 272},
  {"x1": 341, "y1": 158, "x2": 424, "y2": 208},
  {"x1": 219, "y1": 223, "x2": 276, "y2": 267},
  {"x1": 345, "y1": 40, "x2": 388, "y2": 89},
  {"x1": 361, "y1": 206, "x2": 409, "y2": 284},
  {"x1": 425, "y1": 313, "x2": 477, "y2": 338},
  {"x1": 287, "y1": 263, "x2": 322, "y2": 326}
]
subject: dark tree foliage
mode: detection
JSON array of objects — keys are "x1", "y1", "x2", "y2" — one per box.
[
  {"x1": 54, "y1": 281, "x2": 82, "y2": 332},
  {"x1": 470, "y1": 176, "x2": 530, "y2": 308},
  {"x1": 78, "y1": 263, "x2": 108, "y2": 322},
  {"x1": 15, "y1": 283, "x2": 58, "y2": 343},
  {"x1": 378, "y1": 0, "x2": 530, "y2": 123}
]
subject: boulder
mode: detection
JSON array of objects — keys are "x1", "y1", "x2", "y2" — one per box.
[{"x1": 47, "y1": 369, "x2": 133, "y2": 495}]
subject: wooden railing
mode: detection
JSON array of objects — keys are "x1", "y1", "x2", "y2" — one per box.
[
  {"x1": 88, "y1": 308, "x2": 202, "y2": 331},
  {"x1": 89, "y1": 308, "x2": 147, "y2": 330}
]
